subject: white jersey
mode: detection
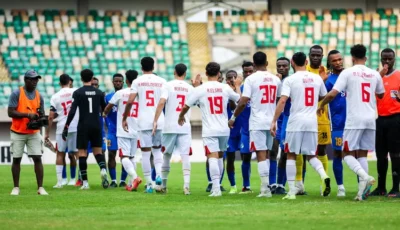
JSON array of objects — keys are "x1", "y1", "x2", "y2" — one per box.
[
  {"x1": 50, "y1": 88, "x2": 79, "y2": 134},
  {"x1": 333, "y1": 65, "x2": 385, "y2": 130},
  {"x1": 109, "y1": 88, "x2": 138, "y2": 139},
  {"x1": 242, "y1": 71, "x2": 282, "y2": 130},
  {"x1": 281, "y1": 71, "x2": 327, "y2": 132},
  {"x1": 131, "y1": 74, "x2": 167, "y2": 131},
  {"x1": 161, "y1": 79, "x2": 194, "y2": 134},
  {"x1": 186, "y1": 81, "x2": 240, "y2": 137}
]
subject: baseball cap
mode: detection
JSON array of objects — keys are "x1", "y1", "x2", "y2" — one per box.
[{"x1": 24, "y1": 70, "x2": 42, "y2": 79}]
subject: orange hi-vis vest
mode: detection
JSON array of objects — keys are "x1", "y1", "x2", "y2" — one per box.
[
  {"x1": 11, "y1": 87, "x2": 40, "y2": 134},
  {"x1": 377, "y1": 70, "x2": 400, "y2": 116}
]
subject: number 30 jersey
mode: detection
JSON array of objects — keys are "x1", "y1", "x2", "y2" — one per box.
[
  {"x1": 50, "y1": 88, "x2": 79, "y2": 134},
  {"x1": 282, "y1": 71, "x2": 327, "y2": 132},
  {"x1": 109, "y1": 88, "x2": 139, "y2": 138},
  {"x1": 242, "y1": 71, "x2": 282, "y2": 131},
  {"x1": 186, "y1": 81, "x2": 240, "y2": 137},
  {"x1": 131, "y1": 74, "x2": 167, "y2": 131},
  {"x1": 161, "y1": 79, "x2": 194, "y2": 134}
]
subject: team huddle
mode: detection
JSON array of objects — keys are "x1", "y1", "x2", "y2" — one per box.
[{"x1": 47, "y1": 44, "x2": 400, "y2": 200}]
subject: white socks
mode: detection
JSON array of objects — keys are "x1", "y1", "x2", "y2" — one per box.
[
  {"x1": 162, "y1": 154, "x2": 172, "y2": 188},
  {"x1": 257, "y1": 160, "x2": 270, "y2": 191},
  {"x1": 218, "y1": 158, "x2": 224, "y2": 179},
  {"x1": 309, "y1": 157, "x2": 328, "y2": 179},
  {"x1": 209, "y1": 158, "x2": 220, "y2": 192},
  {"x1": 286, "y1": 159, "x2": 296, "y2": 195},
  {"x1": 56, "y1": 165, "x2": 63, "y2": 184},
  {"x1": 152, "y1": 148, "x2": 163, "y2": 179},
  {"x1": 344, "y1": 155, "x2": 369, "y2": 180},
  {"x1": 358, "y1": 157, "x2": 368, "y2": 174},
  {"x1": 121, "y1": 157, "x2": 138, "y2": 185},
  {"x1": 181, "y1": 154, "x2": 191, "y2": 189},
  {"x1": 141, "y1": 150, "x2": 152, "y2": 185}
]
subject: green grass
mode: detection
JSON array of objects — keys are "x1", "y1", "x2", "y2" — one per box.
[{"x1": 0, "y1": 162, "x2": 399, "y2": 230}]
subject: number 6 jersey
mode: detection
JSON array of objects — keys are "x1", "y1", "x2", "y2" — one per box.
[
  {"x1": 281, "y1": 71, "x2": 327, "y2": 132},
  {"x1": 186, "y1": 81, "x2": 240, "y2": 137},
  {"x1": 242, "y1": 71, "x2": 282, "y2": 131},
  {"x1": 161, "y1": 79, "x2": 194, "y2": 134},
  {"x1": 50, "y1": 87, "x2": 79, "y2": 134},
  {"x1": 131, "y1": 73, "x2": 167, "y2": 131}
]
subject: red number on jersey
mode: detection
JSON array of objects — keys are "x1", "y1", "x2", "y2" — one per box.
[
  {"x1": 208, "y1": 96, "x2": 223, "y2": 114},
  {"x1": 123, "y1": 101, "x2": 139, "y2": 117},
  {"x1": 304, "y1": 87, "x2": 314, "y2": 106},
  {"x1": 176, "y1": 94, "x2": 186, "y2": 112},
  {"x1": 61, "y1": 100, "x2": 72, "y2": 115},
  {"x1": 146, "y1": 90, "x2": 155, "y2": 106},
  {"x1": 361, "y1": 83, "x2": 371, "y2": 102},
  {"x1": 260, "y1": 85, "x2": 277, "y2": 104}
]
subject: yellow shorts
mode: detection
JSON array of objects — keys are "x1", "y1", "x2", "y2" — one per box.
[{"x1": 318, "y1": 125, "x2": 332, "y2": 145}]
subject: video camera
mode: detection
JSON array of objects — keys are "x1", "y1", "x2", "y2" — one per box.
[{"x1": 27, "y1": 107, "x2": 49, "y2": 130}]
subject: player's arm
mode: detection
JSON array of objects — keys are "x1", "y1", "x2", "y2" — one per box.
[
  {"x1": 180, "y1": 89, "x2": 200, "y2": 126},
  {"x1": 178, "y1": 105, "x2": 190, "y2": 126},
  {"x1": 228, "y1": 100, "x2": 236, "y2": 110},
  {"x1": 103, "y1": 103, "x2": 115, "y2": 117},
  {"x1": 45, "y1": 108, "x2": 56, "y2": 140},
  {"x1": 64, "y1": 93, "x2": 78, "y2": 130},
  {"x1": 375, "y1": 74, "x2": 385, "y2": 99},
  {"x1": 271, "y1": 96, "x2": 289, "y2": 137},
  {"x1": 122, "y1": 93, "x2": 137, "y2": 121},
  {"x1": 152, "y1": 98, "x2": 167, "y2": 134},
  {"x1": 319, "y1": 66, "x2": 328, "y2": 82}
]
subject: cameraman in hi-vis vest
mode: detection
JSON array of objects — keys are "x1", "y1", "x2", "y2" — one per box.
[{"x1": 8, "y1": 70, "x2": 48, "y2": 196}]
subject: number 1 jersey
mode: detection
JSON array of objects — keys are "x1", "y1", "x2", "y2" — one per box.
[
  {"x1": 131, "y1": 73, "x2": 167, "y2": 131},
  {"x1": 281, "y1": 71, "x2": 327, "y2": 132},
  {"x1": 186, "y1": 81, "x2": 240, "y2": 137},
  {"x1": 161, "y1": 79, "x2": 194, "y2": 134},
  {"x1": 50, "y1": 88, "x2": 79, "y2": 134}
]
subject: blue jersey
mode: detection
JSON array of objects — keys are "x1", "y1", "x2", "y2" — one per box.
[
  {"x1": 240, "y1": 85, "x2": 250, "y2": 136},
  {"x1": 227, "y1": 103, "x2": 241, "y2": 137},
  {"x1": 283, "y1": 98, "x2": 291, "y2": 116},
  {"x1": 325, "y1": 73, "x2": 346, "y2": 130},
  {"x1": 105, "y1": 92, "x2": 118, "y2": 137}
]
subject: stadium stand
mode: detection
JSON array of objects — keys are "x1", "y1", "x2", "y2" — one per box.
[{"x1": 0, "y1": 9, "x2": 189, "y2": 108}]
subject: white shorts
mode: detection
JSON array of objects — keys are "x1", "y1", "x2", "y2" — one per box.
[
  {"x1": 285, "y1": 131, "x2": 317, "y2": 155},
  {"x1": 139, "y1": 130, "x2": 162, "y2": 148},
  {"x1": 162, "y1": 133, "x2": 191, "y2": 155},
  {"x1": 118, "y1": 137, "x2": 138, "y2": 158},
  {"x1": 56, "y1": 132, "x2": 77, "y2": 153},
  {"x1": 343, "y1": 129, "x2": 375, "y2": 152},
  {"x1": 250, "y1": 130, "x2": 274, "y2": 151},
  {"x1": 203, "y1": 136, "x2": 228, "y2": 155}
]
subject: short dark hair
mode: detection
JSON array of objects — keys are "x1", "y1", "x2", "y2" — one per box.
[
  {"x1": 60, "y1": 74, "x2": 70, "y2": 86},
  {"x1": 226, "y1": 70, "x2": 237, "y2": 76},
  {"x1": 69, "y1": 77, "x2": 74, "y2": 83},
  {"x1": 276, "y1": 57, "x2": 290, "y2": 63},
  {"x1": 292, "y1": 52, "x2": 307, "y2": 66},
  {"x1": 253, "y1": 51, "x2": 267, "y2": 66},
  {"x1": 309, "y1": 45, "x2": 323, "y2": 53},
  {"x1": 141, "y1": 57, "x2": 155, "y2": 72},
  {"x1": 175, "y1": 63, "x2": 187, "y2": 77},
  {"x1": 125, "y1": 70, "x2": 138, "y2": 84},
  {"x1": 242, "y1": 61, "x2": 253, "y2": 68},
  {"x1": 92, "y1": 77, "x2": 99, "y2": 82},
  {"x1": 205, "y1": 62, "x2": 220, "y2": 77},
  {"x1": 381, "y1": 48, "x2": 395, "y2": 56},
  {"x1": 350, "y1": 44, "x2": 367, "y2": 59},
  {"x1": 113, "y1": 73, "x2": 124, "y2": 80},
  {"x1": 81, "y1": 69, "x2": 94, "y2": 83},
  {"x1": 327, "y1": 50, "x2": 340, "y2": 69}
]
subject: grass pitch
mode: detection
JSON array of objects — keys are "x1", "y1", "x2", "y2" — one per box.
[{"x1": 0, "y1": 162, "x2": 399, "y2": 230}]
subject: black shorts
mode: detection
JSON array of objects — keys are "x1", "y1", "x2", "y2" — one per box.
[
  {"x1": 77, "y1": 126, "x2": 102, "y2": 150},
  {"x1": 376, "y1": 114, "x2": 400, "y2": 154}
]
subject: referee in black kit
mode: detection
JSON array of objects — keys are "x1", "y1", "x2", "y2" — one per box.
[{"x1": 63, "y1": 69, "x2": 109, "y2": 189}]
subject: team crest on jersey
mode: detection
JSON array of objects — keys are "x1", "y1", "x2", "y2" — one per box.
[
  {"x1": 240, "y1": 142, "x2": 244, "y2": 149},
  {"x1": 112, "y1": 106, "x2": 118, "y2": 112},
  {"x1": 340, "y1": 91, "x2": 346, "y2": 97}
]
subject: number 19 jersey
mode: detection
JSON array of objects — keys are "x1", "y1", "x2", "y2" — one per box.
[
  {"x1": 161, "y1": 79, "x2": 194, "y2": 134},
  {"x1": 50, "y1": 88, "x2": 79, "y2": 134},
  {"x1": 242, "y1": 71, "x2": 282, "y2": 130},
  {"x1": 186, "y1": 81, "x2": 240, "y2": 137},
  {"x1": 281, "y1": 71, "x2": 327, "y2": 132},
  {"x1": 333, "y1": 65, "x2": 385, "y2": 130},
  {"x1": 131, "y1": 74, "x2": 167, "y2": 131}
]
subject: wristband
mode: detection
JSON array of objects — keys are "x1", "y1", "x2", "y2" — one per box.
[{"x1": 230, "y1": 114, "x2": 236, "y2": 121}]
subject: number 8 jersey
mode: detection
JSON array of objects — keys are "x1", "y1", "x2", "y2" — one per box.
[
  {"x1": 161, "y1": 79, "x2": 194, "y2": 134},
  {"x1": 131, "y1": 73, "x2": 167, "y2": 131},
  {"x1": 50, "y1": 87, "x2": 79, "y2": 134},
  {"x1": 282, "y1": 71, "x2": 327, "y2": 132}
]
